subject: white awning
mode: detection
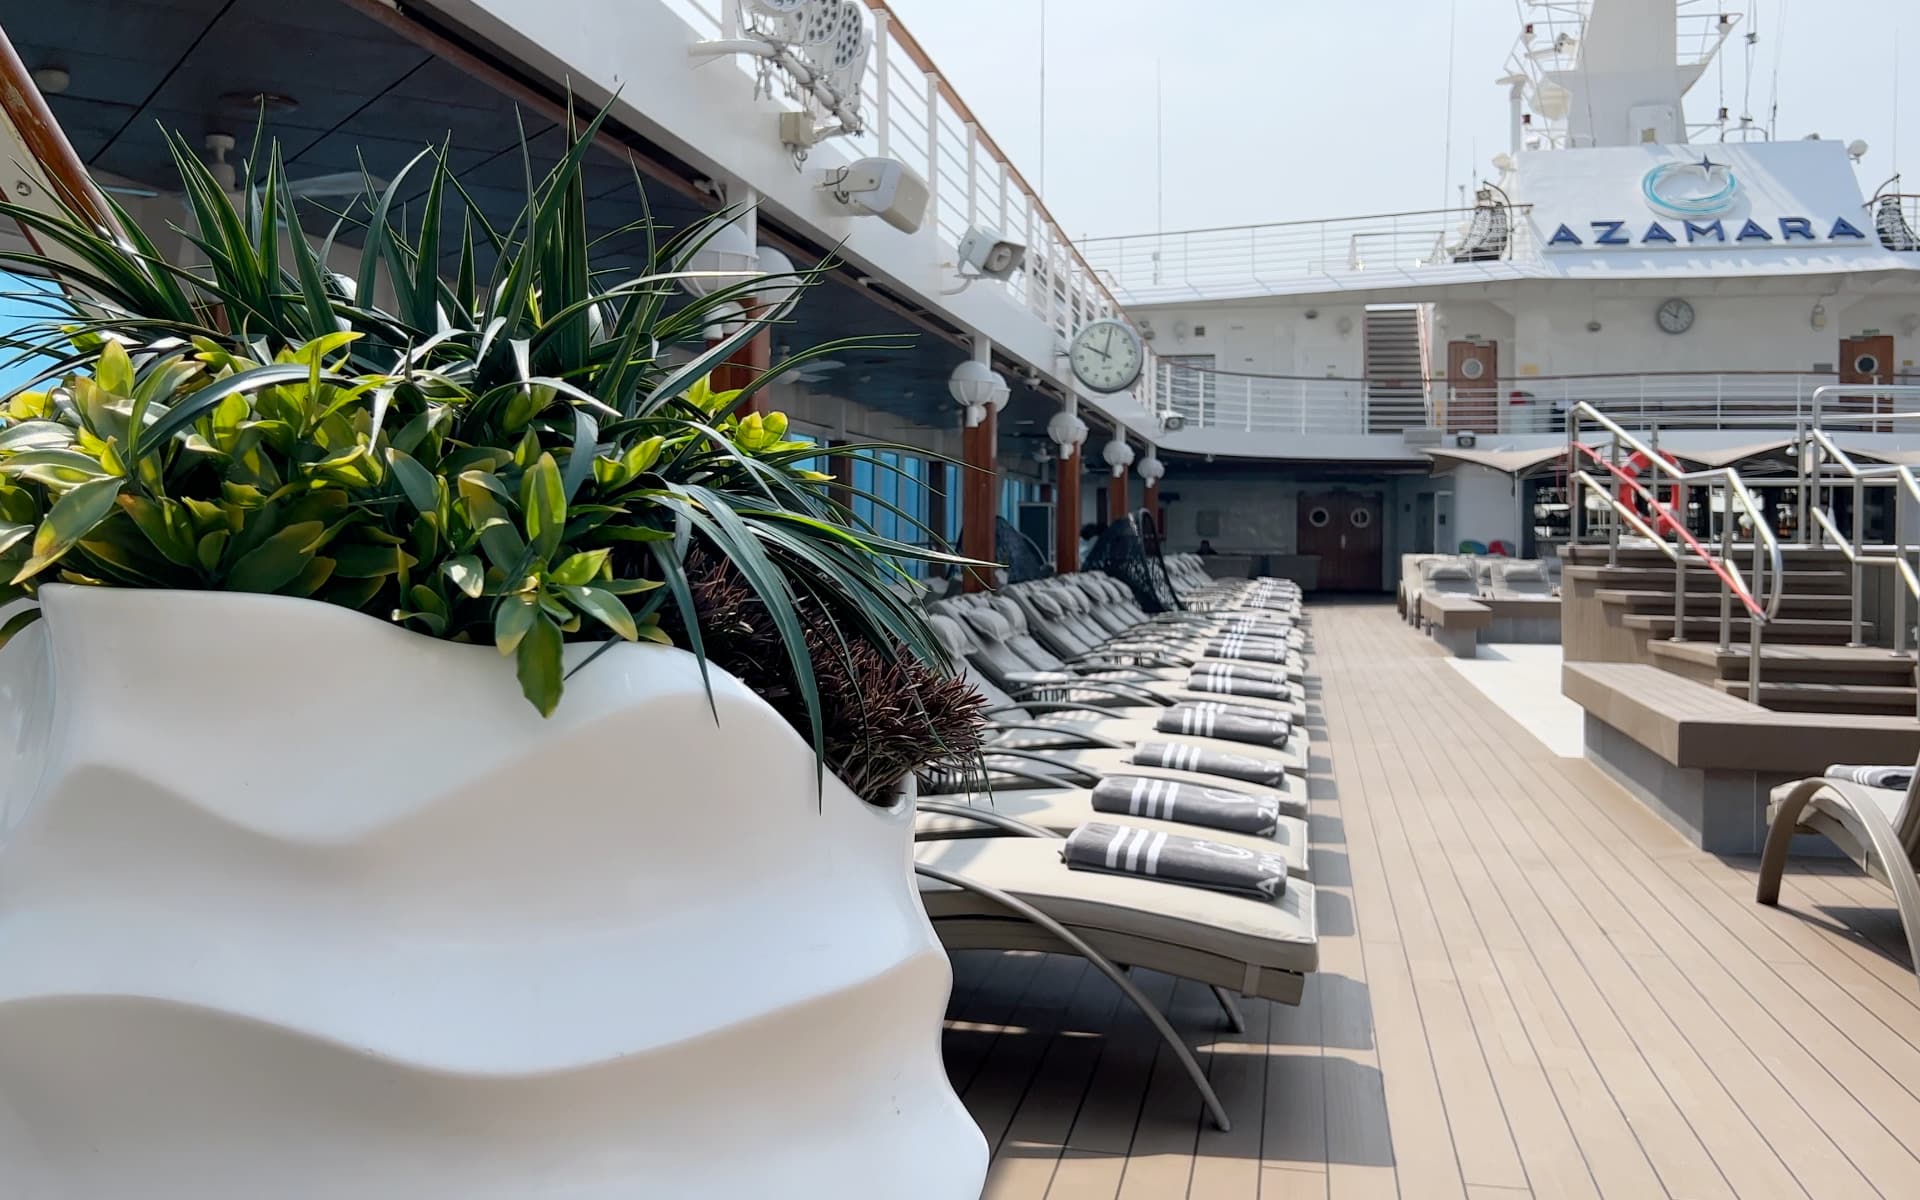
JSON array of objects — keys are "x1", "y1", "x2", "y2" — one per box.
[{"x1": 1424, "y1": 446, "x2": 1570, "y2": 476}]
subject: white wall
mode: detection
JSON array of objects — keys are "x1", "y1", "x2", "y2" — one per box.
[{"x1": 1129, "y1": 301, "x2": 1368, "y2": 378}]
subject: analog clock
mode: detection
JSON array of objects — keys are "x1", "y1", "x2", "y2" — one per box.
[
  {"x1": 1069, "y1": 318, "x2": 1146, "y2": 394},
  {"x1": 1656, "y1": 298, "x2": 1695, "y2": 335}
]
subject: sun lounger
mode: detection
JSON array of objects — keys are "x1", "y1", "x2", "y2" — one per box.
[{"x1": 1758, "y1": 760, "x2": 1920, "y2": 989}]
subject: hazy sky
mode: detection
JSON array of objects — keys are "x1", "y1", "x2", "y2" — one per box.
[{"x1": 884, "y1": 0, "x2": 1919, "y2": 241}]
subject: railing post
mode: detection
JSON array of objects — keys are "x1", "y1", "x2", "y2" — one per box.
[
  {"x1": 1715, "y1": 374, "x2": 1724, "y2": 430},
  {"x1": 1297, "y1": 380, "x2": 1306, "y2": 434},
  {"x1": 1720, "y1": 483, "x2": 1734, "y2": 651},
  {"x1": 1851, "y1": 476, "x2": 1866, "y2": 647},
  {"x1": 1672, "y1": 556, "x2": 1688, "y2": 642},
  {"x1": 1607, "y1": 437, "x2": 1621, "y2": 567},
  {"x1": 872, "y1": 10, "x2": 891, "y2": 156},
  {"x1": 923, "y1": 71, "x2": 940, "y2": 222},
  {"x1": 1896, "y1": 491, "x2": 1909, "y2": 659},
  {"x1": 964, "y1": 122, "x2": 979, "y2": 227},
  {"x1": 1750, "y1": 540, "x2": 1765, "y2": 704}
]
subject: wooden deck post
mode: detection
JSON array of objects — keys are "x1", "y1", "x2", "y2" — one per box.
[
  {"x1": 1055, "y1": 445, "x2": 1081, "y2": 573},
  {"x1": 961, "y1": 408, "x2": 998, "y2": 591},
  {"x1": 711, "y1": 301, "x2": 771, "y2": 417},
  {"x1": 1109, "y1": 456, "x2": 1130, "y2": 524}
]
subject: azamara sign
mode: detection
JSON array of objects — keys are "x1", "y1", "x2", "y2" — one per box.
[
  {"x1": 1545, "y1": 215, "x2": 1868, "y2": 249},
  {"x1": 1543, "y1": 155, "x2": 1869, "y2": 250}
]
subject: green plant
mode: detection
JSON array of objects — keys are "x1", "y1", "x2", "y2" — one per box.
[{"x1": 0, "y1": 112, "x2": 974, "y2": 753}]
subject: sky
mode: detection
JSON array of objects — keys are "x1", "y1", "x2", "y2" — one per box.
[{"x1": 883, "y1": 0, "x2": 1920, "y2": 241}]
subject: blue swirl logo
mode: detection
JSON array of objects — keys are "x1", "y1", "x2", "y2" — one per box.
[{"x1": 1642, "y1": 157, "x2": 1739, "y2": 219}]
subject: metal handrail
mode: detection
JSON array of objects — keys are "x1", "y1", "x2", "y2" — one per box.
[
  {"x1": 1568, "y1": 402, "x2": 1785, "y2": 620},
  {"x1": 1793, "y1": 427, "x2": 1920, "y2": 715},
  {"x1": 1568, "y1": 402, "x2": 1785, "y2": 704}
]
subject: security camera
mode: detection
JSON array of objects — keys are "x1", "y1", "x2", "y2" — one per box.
[
  {"x1": 956, "y1": 226, "x2": 1027, "y2": 280},
  {"x1": 819, "y1": 157, "x2": 929, "y2": 234},
  {"x1": 1159, "y1": 411, "x2": 1187, "y2": 433}
]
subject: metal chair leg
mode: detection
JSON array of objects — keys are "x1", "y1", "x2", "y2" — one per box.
[{"x1": 917, "y1": 863, "x2": 1232, "y2": 1131}]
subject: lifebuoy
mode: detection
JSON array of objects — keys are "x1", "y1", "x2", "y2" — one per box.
[{"x1": 1617, "y1": 449, "x2": 1685, "y2": 535}]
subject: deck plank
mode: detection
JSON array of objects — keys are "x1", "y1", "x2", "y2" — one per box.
[{"x1": 944, "y1": 601, "x2": 1920, "y2": 1200}]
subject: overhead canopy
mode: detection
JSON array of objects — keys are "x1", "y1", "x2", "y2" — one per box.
[
  {"x1": 1424, "y1": 446, "x2": 1569, "y2": 476},
  {"x1": 1841, "y1": 446, "x2": 1920, "y2": 467},
  {"x1": 1667, "y1": 440, "x2": 1796, "y2": 469}
]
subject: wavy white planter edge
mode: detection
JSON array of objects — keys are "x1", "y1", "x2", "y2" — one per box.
[{"x1": 0, "y1": 585, "x2": 986, "y2": 1199}]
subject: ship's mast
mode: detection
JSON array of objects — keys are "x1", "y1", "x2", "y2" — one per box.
[{"x1": 1506, "y1": 1, "x2": 1741, "y2": 151}]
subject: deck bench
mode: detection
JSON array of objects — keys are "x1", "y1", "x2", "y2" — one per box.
[
  {"x1": 1564, "y1": 661, "x2": 1920, "y2": 853},
  {"x1": 1419, "y1": 593, "x2": 1492, "y2": 658}
]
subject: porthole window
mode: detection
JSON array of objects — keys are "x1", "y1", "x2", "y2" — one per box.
[
  {"x1": 1856, "y1": 354, "x2": 1881, "y2": 376},
  {"x1": 1459, "y1": 358, "x2": 1486, "y2": 381},
  {"x1": 1307, "y1": 507, "x2": 1331, "y2": 528},
  {"x1": 1350, "y1": 508, "x2": 1373, "y2": 529}
]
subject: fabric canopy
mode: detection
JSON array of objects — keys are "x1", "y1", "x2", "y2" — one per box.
[
  {"x1": 1666, "y1": 440, "x2": 1795, "y2": 469},
  {"x1": 1424, "y1": 446, "x2": 1569, "y2": 476}
]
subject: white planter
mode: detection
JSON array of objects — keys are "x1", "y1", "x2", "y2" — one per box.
[{"x1": 0, "y1": 586, "x2": 985, "y2": 1199}]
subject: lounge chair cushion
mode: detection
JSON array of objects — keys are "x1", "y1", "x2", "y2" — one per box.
[
  {"x1": 915, "y1": 838, "x2": 1319, "y2": 983},
  {"x1": 1154, "y1": 705, "x2": 1293, "y2": 750},
  {"x1": 1131, "y1": 741, "x2": 1290, "y2": 787},
  {"x1": 1091, "y1": 775, "x2": 1281, "y2": 835},
  {"x1": 1063, "y1": 822, "x2": 1289, "y2": 899}
]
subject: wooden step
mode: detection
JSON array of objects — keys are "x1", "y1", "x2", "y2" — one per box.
[
  {"x1": 1710, "y1": 678, "x2": 1919, "y2": 717},
  {"x1": 1564, "y1": 565, "x2": 1851, "y2": 593},
  {"x1": 1596, "y1": 588, "x2": 1853, "y2": 615},
  {"x1": 1649, "y1": 640, "x2": 1920, "y2": 685},
  {"x1": 1623, "y1": 613, "x2": 1870, "y2": 643}
]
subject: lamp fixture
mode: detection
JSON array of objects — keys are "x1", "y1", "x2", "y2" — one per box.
[
  {"x1": 1136, "y1": 451, "x2": 1165, "y2": 486},
  {"x1": 1102, "y1": 434, "x2": 1135, "y2": 478},
  {"x1": 679, "y1": 218, "x2": 761, "y2": 299},
  {"x1": 1047, "y1": 408, "x2": 1090, "y2": 460},
  {"x1": 949, "y1": 358, "x2": 1009, "y2": 427}
]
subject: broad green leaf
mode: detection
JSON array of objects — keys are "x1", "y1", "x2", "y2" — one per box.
[
  {"x1": 548, "y1": 547, "x2": 610, "y2": 587},
  {"x1": 287, "y1": 555, "x2": 336, "y2": 598},
  {"x1": 600, "y1": 576, "x2": 664, "y2": 596},
  {"x1": 561, "y1": 584, "x2": 636, "y2": 640},
  {"x1": 196, "y1": 529, "x2": 229, "y2": 573},
  {"x1": 118, "y1": 495, "x2": 198, "y2": 568},
  {"x1": 0, "y1": 606, "x2": 41, "y2": 651},
  {"x1": 0, "y1": 420, "x2": 76, "y2": 451},
  {"x1": 458, "y1": 471, "x2": 526, "y2": 571},
  {"x1": 95, "y1": 340, "x2": 134, "y2": 396},
  {"x1": 494, "y1": 593, "x2": 538, "y2": 656},
  {"x1": 331, "y1": 542, "x2": 419, "y2": 579},
  {"x1": 515, "y1": 610, "x2": 565, "y2": 717},
  {"x1": 521, "y1": 452, "x2": 565, "y2": 563},
  {"x1": 226, "y1": 520, "x2": 323, "y2": 593},
  {"x1": 15, "y1": 476, "x2": 124, "y2": 583},
  {"x1": 444, "y1": 554, "x2": 485, "y2": 598},
  {"x1": 0, "y1": 522, "x2": 31, "y2": 557},
  {"x1": 387, "y1": 447, "x2": 441, "y2": 515}
]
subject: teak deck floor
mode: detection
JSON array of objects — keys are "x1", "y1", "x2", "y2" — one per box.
[{"x1": 943, "y1": 601, "x2": 1920, "y2": 1200}]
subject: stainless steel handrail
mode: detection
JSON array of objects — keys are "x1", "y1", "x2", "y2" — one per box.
[
  {"x1": 1568, "y1": 402, "x2": 1786, "y2": 704},
  {"x1": 1794, "y1": 425, "x2": 1920, "y2": 716}
]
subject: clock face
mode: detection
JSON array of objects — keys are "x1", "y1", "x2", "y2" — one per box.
[
  {"x1": 1657, "y1": 298, "x2": 1695, "y2": 334},
  {"x1": 1069, "y1": 319, "x2": 1145, "y2": 393}
]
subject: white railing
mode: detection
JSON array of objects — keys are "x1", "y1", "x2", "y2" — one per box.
[
  {"x1": 663, "y1": 0, "x2": 1150, "y2": 408},
  {"x1": 1152, "y1": 364, "x2": 1920, "y2": 439},
  {"x1": 1079, "y1": 206, "x2": 1535, "y2": 304},
  {"x1": 1151, "y1": 365, "x2": 1427, "y2": 436}
]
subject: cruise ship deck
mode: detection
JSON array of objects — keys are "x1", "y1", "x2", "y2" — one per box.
[{"x1": 951, "y1": 601, "x2": 1920, "y2": 1200}]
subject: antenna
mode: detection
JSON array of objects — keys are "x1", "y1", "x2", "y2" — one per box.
[
  {"x1": 1155, "y1": 58, "x2": 1164, "y2": 234},
  {"x1": 1442, "y1": 0, "x2": 1458, "y2": 208},
  {"x1": 1038, "y1": 0, "x2": 1047, "y2": 196}
]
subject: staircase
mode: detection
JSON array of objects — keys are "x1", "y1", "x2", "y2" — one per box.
[
  {"x1": 1562, "y1": 545, "x2": 1919, "y2": 717},
  {"x1": 1363, "y1": 305, "x2": 1426, "y2": 432}
]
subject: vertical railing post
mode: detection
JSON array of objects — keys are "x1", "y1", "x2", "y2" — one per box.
[
  {"x1": 964, "y1": 122, "x2": 979, "y2": 227},
  {"x1": 922, "y1": 72, "x2": 940, "y2": 225},
  {"x1": 1895, "y1": 487, "x2": 1909, "y2": 659},
  {"x1": 1715, "y1": 374, "x2": 1724, "y2": 430},
  {"x1": 1607, "y1": 437, "x2": 1621, "y2": 567},
  {"x1": 1719, "y1": 482, "x2": 1733, "y2": 651},
  {"x1": 1672, "y1": 555, "x2": 1688, "y2": 642},
  {"x1": 872, "y1": 10, "x2": 891, "y2": 156},
  {"x1": 1750, "y1": 539, "x2": 1765, "y2": 704},
  {"x1": 1851, "y1": 476, "x2": 1866, "y2": 647}
]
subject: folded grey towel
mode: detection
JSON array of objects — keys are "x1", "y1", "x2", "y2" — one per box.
[
  {"x1": 1204, "y1": 637, "x2": 1293, "y2": 664},
  {"x1": 1091, "y1": 776, "x2": 1280, "y2": 836},
  {"x1": 1177, "y1": 700, "x2": 1294, "y2": 722},
  {"x1": 1132, "y1": 741, "x2": 1289, "y2": 787},
  {"x1": 1220, "y1": 616, "x2": 1293, "y2": 632},
  {"x1": 1191, "y1": 663, "x2": 1290, "y2": 686},
  {"x1": 1187, "y1": 669, "x2": 1291, "y2": 701},
  {"x1": 1062, "y1": 822, "x2": 1288, "y2": 899},
  {"x1": 1825, "y1": 765, "x2": 1915, "y2": 790},
  {"x1": 1155, "y1": 705, "x2": 1293, "y2": 749}
]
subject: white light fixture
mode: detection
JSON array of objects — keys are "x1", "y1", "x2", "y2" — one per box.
[
  {"x1": 1103, "y1": 434, "x2": 1135, "y2": 478},
  {"x1": 751, "y1": 244, "x2": 802, "y2": 312},
  {"x1": 986, "y1": 370, "x2": 1011, "y2": 415},
  {"x1": 1136, "y1": 451, "x2": 1165, "y2": 486},
  {"x1": 949, "y1": 358, "x2": 1000, "y2": 427},
  {"x1": 1048, "y1": 409, "x2": 1089, "y2": 460},
  {"x1": 702, "y1": 300, "x2": 747, "y2": 342},
  {"x1": 680, "y1": 219, "x2": 760, "y2": 299}
]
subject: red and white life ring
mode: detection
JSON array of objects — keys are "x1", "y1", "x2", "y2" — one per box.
[{"x1": 1616, "y1": 449, "x2": 1685, "y2": 535}]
